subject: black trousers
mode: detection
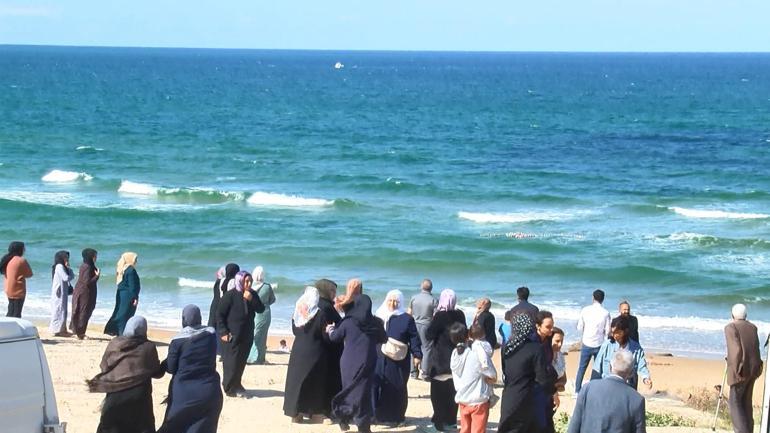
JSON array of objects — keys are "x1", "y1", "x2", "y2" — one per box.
[
  {"x1": 6, "y1": 297, "x2": 24, "y2": 318},
  {"x1": 430, "y1": 378, "x2": 458, "y2": 426},
  {"x1": 729, "y1": 379, "x2": 756, "y2": 433},
  {"x1": 222, "y1": 337, "x2": 251, "y2": 393}
]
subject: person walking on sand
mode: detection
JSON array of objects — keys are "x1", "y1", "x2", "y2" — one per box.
[
  {"x1": 88, "y1": 316, "x2": 165, "y2": 433},
  {"x1": 567, "y1": 350, "x2": 646, "y2": 433},
  {"x1": 574, "y1": 289, "x2": 611, "y2": 393},
  {"x1": 70, "y1": 248, "x2": 100, "y2": 339},
  {"x1": 725, "y1": 303, "x2": 763, "y2": 433},
  {"x1": 157, "y1": 305, "x2": 223, "y2": 433},
  {"x1": 247, "y1": 265, "x2": 276, "y2": 365},
  {"x1": 1, "y1": 241, "x2": 33, "y2": 318},
  {"x1": 408, "y1": 278, "x2": 438, "y2": 380},
  {"x1": 104, "y1": 252, "x2": 141, "y2": 336},
  {"x1": 327, "y1": 294, "x2": 387, "y2": 433},
  {"x1": 49, "y1": 250, "x2": 75, "y2": 336}
]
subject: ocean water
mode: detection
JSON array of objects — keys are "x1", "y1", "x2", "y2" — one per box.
[{"x1": 1, "y1": 46, "x2": 769, "y2": 357}]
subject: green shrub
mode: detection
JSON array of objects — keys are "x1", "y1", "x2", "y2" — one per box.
[{"x1": 645, "y1": 411, "x2": 695, "y2": 427}]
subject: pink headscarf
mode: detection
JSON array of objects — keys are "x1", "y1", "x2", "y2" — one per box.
[
  {"x1": 335, "y1": 278, "x2": 363, "y2": 312},
  {"x1": 435, "y1": 289, "x2": 457, "y2": 315}
]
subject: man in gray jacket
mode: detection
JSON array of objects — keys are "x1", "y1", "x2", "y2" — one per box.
[
  {"x1": 725, "y1": 303, "x2": 763, "y2": 433},
  {"x1": 408, "y1": 278, "x2": 437, "y2": 380},
  {"x1": 568, "y1": 350, "x2": 646, "y2": 433}
]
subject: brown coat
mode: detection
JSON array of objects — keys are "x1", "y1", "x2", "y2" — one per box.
[
  {"x1": 725, "y1": 319, "x2": 763, "y2": 386},
  {"x1": 3, "y1": 256, "x2": 33, "y2": 299}
]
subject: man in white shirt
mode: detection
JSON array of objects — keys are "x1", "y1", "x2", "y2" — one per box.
[{"x1": 574, "y1": 289, "x2": 611, "y2": 393}]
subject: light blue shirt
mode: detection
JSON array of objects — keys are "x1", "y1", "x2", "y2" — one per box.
[{"x1": 592, "y1": 338, "x2": 650, "y2": 386}]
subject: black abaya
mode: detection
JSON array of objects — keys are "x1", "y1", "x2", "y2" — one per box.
[
  {"x1": 497, "y1": 340, "x2": 553, "y2": 433},
  {"x1": 216, "y1": 288, "x2": 264, "y2": 394},
  {"x1": 96, "y1": 381, "x2": 155, "y2": 433}
]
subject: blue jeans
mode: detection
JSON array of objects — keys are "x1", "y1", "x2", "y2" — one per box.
[{"x1": 574, "y1": 345, "x2": 600, "y2": 393}]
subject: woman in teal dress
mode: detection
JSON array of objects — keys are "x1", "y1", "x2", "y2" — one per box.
[
  {"x1": 247, "y1": 266, "x2": 276, "y2": 364},
  {"x1": 104, "y1": 252, "x2": 141, "y2": 336}
]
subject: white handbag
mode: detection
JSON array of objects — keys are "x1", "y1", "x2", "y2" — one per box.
[{"x1": 381, "y1": 337, "x2": 408, "y2": 361}]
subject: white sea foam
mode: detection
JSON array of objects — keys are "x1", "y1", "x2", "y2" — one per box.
[
  {"x1": 669, "y1": 206, "x2": 769, "y2": 220},
  {"x1": 118, "y1": 180, "x2": 159, "y2": 195},
  {"x1": 41, "y1": 169, "x2": 93, "y2": 182},
  {"x1": 458, "y1": 210, "x2": 582, "y2": 224},
  {"x1": 178, "y1": 277, "x2": 213, "y2": 288},
  {"x1": 0, "y1": 190, "x2": 78, "y2": 207},
  {"x1": 75, "y1": 145, "x2": 104, "y2": 151},
  {"x1": 246, "y1": 191, "x2": 333, "y2": 207}
]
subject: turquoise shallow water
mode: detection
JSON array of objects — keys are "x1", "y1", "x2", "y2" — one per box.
[{"x1": 1, "y1": 46, "x2": 769, "y2": 356}]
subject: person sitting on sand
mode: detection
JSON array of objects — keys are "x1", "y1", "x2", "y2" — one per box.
[
  {"x1": 88, "y1": 316, "x2": 165, "y2": 433},
  {"x1": 567, "y1": 350, "x2": 646, "y2": 433},
  {"x1": 157, "y1": 305, "x2": 222, "y2": 433},
  {"x1": 591, "y1": 315, "x2": 651, "y2": 390}
]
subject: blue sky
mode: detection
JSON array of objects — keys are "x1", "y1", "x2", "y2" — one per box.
[{"x1": 1, "y1": 1, "x2": 769, "y2": 52}]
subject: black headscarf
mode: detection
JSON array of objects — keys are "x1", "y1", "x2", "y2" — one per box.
[
  {"x1": 82, "y1": 248, "x2": 97, "y2": 270},
  {"x1": 503, "y1": 313, "x2": 535, "y2": 357},
  {"x1": 183, "y1": 304, "x2": 202, "y2": 328},
  {"x1": 51, "y1": 250, "x2": 70, "y2": 278},
  {"x1": 0, "y1": 241, "x2": 24, "y2": 275},
  {"x1": 314, "y1": 278, "x2": 338, "y2": 301},
  {"x1": 220, "y1": 263, "x2": 240, "y2": 294},
  {"x1": 345, "y1": 294, "x2": 384, "y2": 337}
]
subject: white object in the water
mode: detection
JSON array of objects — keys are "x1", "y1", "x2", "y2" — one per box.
[{"x1": 334, "y1": 61, "x2": 344, "y2": 69}]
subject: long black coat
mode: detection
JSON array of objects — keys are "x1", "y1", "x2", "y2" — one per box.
[
  {"x1": 216, "y1": 289, "x2": 265, "y2": 344},
  {"x1": 283, "y1": 305, "x2": 339, "y2": 417},
  {"x1": 425, "y1": 310, "x2": 466, "y2": 377},
  {"x1": 498, "y1": 340, "x2": 553, "y2": 433}
]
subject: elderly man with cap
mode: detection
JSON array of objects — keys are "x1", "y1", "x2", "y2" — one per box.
[{"x1": 725, "y1": 303, "x2": 763, "y2": 433}]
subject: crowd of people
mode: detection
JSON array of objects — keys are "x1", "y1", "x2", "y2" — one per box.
[{"x1": 0, "y1": 240, "x2": 765, "y2": 433}]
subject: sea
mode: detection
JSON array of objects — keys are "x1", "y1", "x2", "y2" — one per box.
[{"x1": 1, "y1": 45, "x2": 769, "y2": 357}]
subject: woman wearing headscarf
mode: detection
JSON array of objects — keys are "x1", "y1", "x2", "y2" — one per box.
[
  {"x1": 327, "y1": 294, "x2": 387, "y2": 433},
  {"x1": 208, "y1": 264, "x2": 237, "y2": 327},
  {"x1": 316, "y1": 278, "x2": 343, "y2": 418},
  {"x1": 335, "y1": 278, "x2": 362, "y2": 314},
  {"x1": 425, "y1": 289, "x2": 466, "y2": 431},
  {"x1": 157, "y1": 305, "x2": 222, "y2": 433},
  {"x1": 284, "y1": 286, "x2": 332, "y2": 423},
  {"x1": 216, "y1": 270, "x2": 265, "y2": 397},
  {"x1": 474, "y1": 297, "x2": 498, "y2": 349},
  {"x1": 49, "y1": 250, "x2": 75, "y2": 336},
  {"x1": 247, "y1": 266, "x2": 276, "y2": 365},
  {"x1": 373, "y1": 289, "x2": 422, "y2": 427},
  {"x1": 70, "y1": 248, "x2": 100, "y2": 339},
  {"x1": 1, "y1": 241, "x2": 33, "y2": 318},
  {"x1": 497, "y1": 314, "x2": 553, "y2": 433},
  {"x1": 88, "y1": 316, "x2": 164, "y2": 433},
  {"x1": 104, "y1": 252, "x2": 140, "y2": 336}
]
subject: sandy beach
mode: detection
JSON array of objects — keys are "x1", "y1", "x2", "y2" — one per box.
[{"x1": 39, "y1": 322, "x2": 762, "y2": 433}]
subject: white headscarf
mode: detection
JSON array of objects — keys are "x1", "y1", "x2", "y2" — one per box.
[
  {"x1": 293, "y1": 286, "x2": 320, "y2": 328},
  {"x1": 375, "y1": 289, "x2": 405, "y2": 329},
  {"x1": 252, "y1": 266, "x2": 265, "y2": 284}
]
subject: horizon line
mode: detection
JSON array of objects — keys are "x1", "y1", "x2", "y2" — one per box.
[{"x1": 2, "y1": 43, "x2": 770, "y2": 55}]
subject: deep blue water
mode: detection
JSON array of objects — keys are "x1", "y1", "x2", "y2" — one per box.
[{"x1": 1, "y1": 46, "x2": 769, "y2": 356}]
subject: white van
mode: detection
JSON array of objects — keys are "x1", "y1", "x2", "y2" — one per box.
[{"x1": 0, "y1": 318, "x2": 66, "y2": 433}]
